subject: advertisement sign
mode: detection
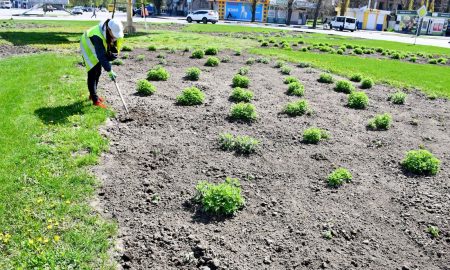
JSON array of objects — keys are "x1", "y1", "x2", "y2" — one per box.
[
  {"x1": 225, "y1": 2, "x2": 263, "y2": 22},
  {"x1": 417, "y1": 5, "x2": 427, "y2": 18}
]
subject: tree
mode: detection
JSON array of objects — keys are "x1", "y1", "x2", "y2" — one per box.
[
  {"x1": 408, "y1": 0, "x2": 414, "y2": 9},
  {"x1": 312, "y1": 0, "x2": 323, "y2": 28},
  {"x1": 286, "y1": 0, "x2": 294, "y2": 25},
  {"x1": 339, "y1": 0, "x2": 350, "y2": 15},
  {"x1": 428, "y1": 0, "x2": 434, "y2": 10},
  {"x1": 250, "y1": 0, "x2": 257, "y2": 22},
  {"x1": 152, "y1": 0, "x2": 163, "y2": 15}
]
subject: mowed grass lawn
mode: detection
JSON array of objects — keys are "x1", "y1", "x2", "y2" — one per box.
[{"x1": 0, "y1": 54, "x2": 115, "y2": 269}]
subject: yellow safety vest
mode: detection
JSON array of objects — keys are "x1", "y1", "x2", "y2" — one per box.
[{"x1": 80, "y1": 25, "x2": 107, "y2": 71}]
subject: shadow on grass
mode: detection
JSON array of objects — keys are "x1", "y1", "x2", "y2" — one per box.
[
  {"x1": 34, "y1": 101, "x2": 87, "y2": 125},
  {"x1": 0, "y1": 31, "x2": 81, "y2": 46}
]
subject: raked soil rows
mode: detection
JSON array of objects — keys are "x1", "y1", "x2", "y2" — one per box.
[{"x1": 93, "y1": 49, "x2": 450, "y2": 270}]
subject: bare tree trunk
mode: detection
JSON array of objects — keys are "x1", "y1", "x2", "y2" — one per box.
[
  {"x1": 286, "y1": 0, "x2": 293, "y2": 25},
  {"x1": 312, "y1": 0, "x2": 323, "y2": 28},
  {"x1": 251, "y1": 0, "x2": 257, "y2": 22},
  {"x1": 339, "y1": 0, "x2": 350, "y2": 15}
]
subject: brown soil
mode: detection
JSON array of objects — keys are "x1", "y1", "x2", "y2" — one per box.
[
  {"x1": 0, "y1": 44, "x2": 39, "y2": 58},
  {"x1": 93, "y1": 49, "x2": 450, "y2": 270}
]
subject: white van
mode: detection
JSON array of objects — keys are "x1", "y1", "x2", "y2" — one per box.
[
  {"x1": 330, "y1": 16, "x2": 357, "y2": 32},
  {"x1": 0, "y1": 1, "x2": 12, "y2": 8}
]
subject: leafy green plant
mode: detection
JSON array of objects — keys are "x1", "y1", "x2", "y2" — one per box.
[
  {"x1": 156, "y1": 53, "x2": 166, "y2": 59},
  {"x1": 350, "y1": 73, "x2": 363, "y2": 82},
  {"x1": 297, "y1": 62, "x2": 311, "y2": 68},
  {"x1": 409, "y1": 56, "x2": 417, "y2": 62},
  {"x1": 284, "y1": 76, "x2": 299, "y2": 84},
  {"x1": 283, "y1": 99, "x2": 310, "y2": 116},
  {"x1": 360, "y1": 78, "x2": 374, "y2": 89},
  {"x1": 354, "y1": 48, "x2": 363, "y2": 54},
  {"x1": 328, "y1": 168, "x2": 352, "y2": 187},
  {"x1": 221, "y1": 55, "x2": 231, "y2": 63},
  {"x1": 401, "y1": 149, "x2": 440, "y2": 175},
  {"x1": 136, "y1": 54, "x2": 145, "y2": 61},
  {"x1": 428, "y1": 58, "x2": 437, "y2": 64},
  {"x1": 121, "y1": 52, "x2": 129, "y2": 59},
  {"x1": 368, "y1": 113, "x2": 392, "y2": 130},
  {"x1": 246, "y1": 58, "x2": 255, "y2": 65},
  {"x1": 204, "y1": 47, "x2": 219, "y2": 55},
  {"x1": 205, "y1": 56, "x2": 220, "y2": 67},
  {"x1": 232, "y1": 74, "x2": 250, "y2": 88},
  {"x1": 375, "y1": 47, "x2": 383, "y2": 53},
  {"x1": 334, "y1": 80, "x2": 355, "y2": 94},
  {"x1": 185, "y1": 67, "x2": 201, "y2": 81},
  {"x1": 147, "y1": 65, "x2": 170, "y2": 81},
  {"x1": 437, "y1": 57, "x2": 447, "y2": 64},
  {"x1": 158, "y1": 58, "x2": 167, "y2": 65},
  {"x1": 234, "y1": 50, "x2": 242, "y2": 56},
  {"x1": 234, "y1": 135, "x2": 260, "y2": 154},
  {"x1": 337, "y1": 49, "x2": 344, "y2": 55},
  {"x1": 230, "y1": 103, "x2": 257, "y2": 122},
  {"x1": 136, "y1": 79, "x2": 156, "y2": 95},
  {"x1": 302, "y1": 127, "x2": 329, "y2": 144},
  {"x1": 261, "y1": 41, "x2": 269, "y2": 47},
  {"x1": 274, "y1": 60, "x2": 285, "y2": 68},
  {"x1": 122, "y1": 45, "x2": 133, "y2": 51},
  {"x1": 389, "y1": 91, "x2": 407, "y2": 104},
  {"x1": 230, "y1": 87, "x2": 254, "y2": 102},
  {"x1": 280, "y1": 65, "x2": 292, "y2": 75},
  {"x1": 176, "y1": 87, "x2": 205, "y2": 106},
  {"x1": 256, "y1": 57, "x2": 270, "y2": 64},
  {"x1": 183, "y1": 47, "x2": 190, "y2": 52},
  {"x1": 191, "y1": 49, "x2": 205, "y2": 59},
  {"x1": 318, "y1": 73, "x2": 333, "y2": 83},
  {"x1": 148, "y1": 45, "x2": 157, "y2": 51},
  {"x1": 218, "y1": 133, "x2": 235, "y2": 151},
  {"x1": 238, "y1": 66, "x2": 250, "y2": 75},
  {"x1": 347, "y1": 91, "x2": 369, "y2": 109},
  {"x1": 287, "y1": 81, "x2": 305, "y2": 96},
  {"x1": 195, "y1": 177, "x2": 244, "y2": 215},
  {"x1": 111, "y1": 59, "x2": 123, "y2": 65},
  {"x1": 427, "y1": 226, "x2": 440, "y2": 238}
]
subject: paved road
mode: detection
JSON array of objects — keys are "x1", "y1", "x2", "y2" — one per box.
[{"x1": 1, "y1": 8, "x2": 449, "y2": 49}]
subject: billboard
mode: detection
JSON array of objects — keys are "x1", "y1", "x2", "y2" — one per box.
[{"x1": 225, "y1": 2, "x2": 263, "y2": 22}]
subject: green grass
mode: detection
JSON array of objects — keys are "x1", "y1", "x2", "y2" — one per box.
[
  {"x1": 251, "y1": 48, "x2": 450, "y2": 97},
  {"x1": 0, "y1": 53, "x2": 115, "y2": 269},
  {"x1": 184, "y1": 24, "x2": 284, "y2": 33}
]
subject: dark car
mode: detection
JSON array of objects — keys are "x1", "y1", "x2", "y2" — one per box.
[{"x1": 133, "y1": 5, "x2": 154, "y2": 17}]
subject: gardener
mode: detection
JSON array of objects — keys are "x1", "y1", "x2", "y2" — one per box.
[{"x1": 80, "y1": 18, "x2": 124, "y2": 108}]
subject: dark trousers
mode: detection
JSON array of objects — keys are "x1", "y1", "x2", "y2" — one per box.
[{"x1": 87, "y1": 63, "x2": 102, "y2": 103}]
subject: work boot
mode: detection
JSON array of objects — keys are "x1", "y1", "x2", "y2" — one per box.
[
  {"x1": 89, "y1": 95, "x2": 104, "y2": 102},
  {"x1": 93, "y1": 101, "x2": 107, "y2": 109}
]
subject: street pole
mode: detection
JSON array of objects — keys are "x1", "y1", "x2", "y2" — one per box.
[
  {"x1": 414, "y1": 18, "x2": 422, "y2": 45},
  {"x1": 143, "y1": 2, "x2": 147, "y2": 30}
]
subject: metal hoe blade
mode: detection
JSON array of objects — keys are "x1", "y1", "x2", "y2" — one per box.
[{"x1": 113, "y1": 79, "x2": 130, "y2": 114}]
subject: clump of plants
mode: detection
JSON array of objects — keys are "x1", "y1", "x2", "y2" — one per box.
[
  {"x1": 409, "y1": 56, "x2": 417, "y2": 62},
  {"x1": 354, "y1": 48, "x2": 363, "y2": 54},
  {"x1": 158, "y1": 58, "x2": 167, "y2": 65},
  {"x1": 302, "y1": 127, "x2": 330, "y2": 144},
  {"x1": 230, "y1": 103, "x2": 257, "y2": 122},
  {"x1": 234, "y1": 50, "x2": 242, "y2": 56},
  {"x1": 287, "y1": 81, "x2": 305, "y2": 96},
  {"x1": 367, "y1": 113, "x2": 392, "y2": 130},
  {"x1": 274, "y1": 60, "x2": 285, "y2": 68},
  {"x1": 219, "y1": 133, "x2": 260, "y2": 154},
  {"x1": 191, "y1": 49, "x2": 205, "y2": 59},
  {"x1": 283, "y1": 99, "x2": 310, "y2": 116},
  {"x1": 147, "y1": 65, "x2": 169, "y2": 81},
  {"x1": 256, "y1": 57, "x2": 270, "y2": 64},
  {"x1": 156, "y1": 53, "x2": 166, "y2": 59},
  {"x1": 318, "y1": 73, "x2": 334, "y2": 83},
  {"x1": 347, "y1": 91, "x2": 369, "y2": 109},
  {"x1": 148, "y1": 45, "x2": 157, "y2": 51},
  {"x1": 261, "y1": 41, "x2": 269, "y2": 47},
  {"x1": 194, "y1": 177, "x2": 244, "y2": 215},
  {"x1": 238, "y1": 66, "x2": 249, "y2": 75},
  {"x1": 205, "y1": 56, "x2": 220, "y2": 67},
  {"x1": 122, "y1": 45, "x2": 133, "y2": 51},
  {"x1": 350, "y1": 73, "x2": 363, "y2": 82},
  {"x1": 221, "y1": 55, "x2": 231, "y2": 63},
  {"x1": 111, "y1": 59, "x2": 123, "y2": 65},
  {"x1": 136, "y1": 54, "x2": 145, "y2": 61},
  {"x1": 401, "y1": 149, "x2": 440, "y2": 176},
  {"x1": 336, "y1": 49, "x2": 344, "y2": 55},
  {"x1": 246, "y1": 58, "x2": 255, "y2": 65},
  {"x1": 280, "y1": 65, "x2": 292, "y2": 75},
  {"x1": 232, "y1": 74, "x2": 250, "y2": 88},
  {"x1": 176, "y1": 87, "x2": 205, "y2": 106},
  {"x1": 334, "y1": 80, "x2": 355, "y2": 94},
  {"x1": 428, "y1": 58, "x2": 438, "y2": 64},
  {"x1": 297, "y1": 62, "x2": 311, "y2": 68},
  {"x1": 136, "y1": 79, "x2": 156, "y2": 95},
  {"x1": 328, "y1": 168, "x2": 352, "y2": 187},
  {"x1": 230, "y1": 87, "x2": 254, "y2": 102},
  {"x1": 185, "y1": 67, "x2": 201, "y2": 81},
  {"x1": 360, "y1": 78, "x2": 374, "y2": 89},
  {"x1": 204, "y1": 47, "x2": 219, "y2": 55},
  {"x1": 427, "y1": 225, "x2": 440, "y2": 238},
  {"x1": 389, "y1": 91, "x2": 407, "y2": 104},
  {"x1": 121, "y1": 53, "x2": 129, "y2": 59},
  {"x1": 284, "y1": 76, "x2": 299, "y2": 84},
  {"x1": 437, "y1": 57, "x2": 447, "y2": 64}
]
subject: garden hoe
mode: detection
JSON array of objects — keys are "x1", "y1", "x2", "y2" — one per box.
[{"x1": 112, "y1": 78, "x2": 133, "y2": 122}]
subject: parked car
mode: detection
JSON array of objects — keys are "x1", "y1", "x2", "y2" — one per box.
[
  {"x1": 330, "y1": 16, "x2": 357, "y2": 32},
  {"x1": 186, "y1": 10, "x2": 218, "y2": 24},
  {"x1": 0, "y1": 1, "x2": 12, "y2": 8},
  {"x1": 133, "y1": 5, "x2": 154, "y2": 17},
  {"x1": 72, "y1": 7, "x2": 83, "y2": 15}
]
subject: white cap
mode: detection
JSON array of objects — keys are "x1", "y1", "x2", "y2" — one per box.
[{"x1": 108, "y1": 19, "x2": 124, "y2": 39}]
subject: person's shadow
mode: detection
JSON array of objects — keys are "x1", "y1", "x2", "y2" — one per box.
[{"x1": 34, "y1": 101, "x2": 87, "y2": 125}]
